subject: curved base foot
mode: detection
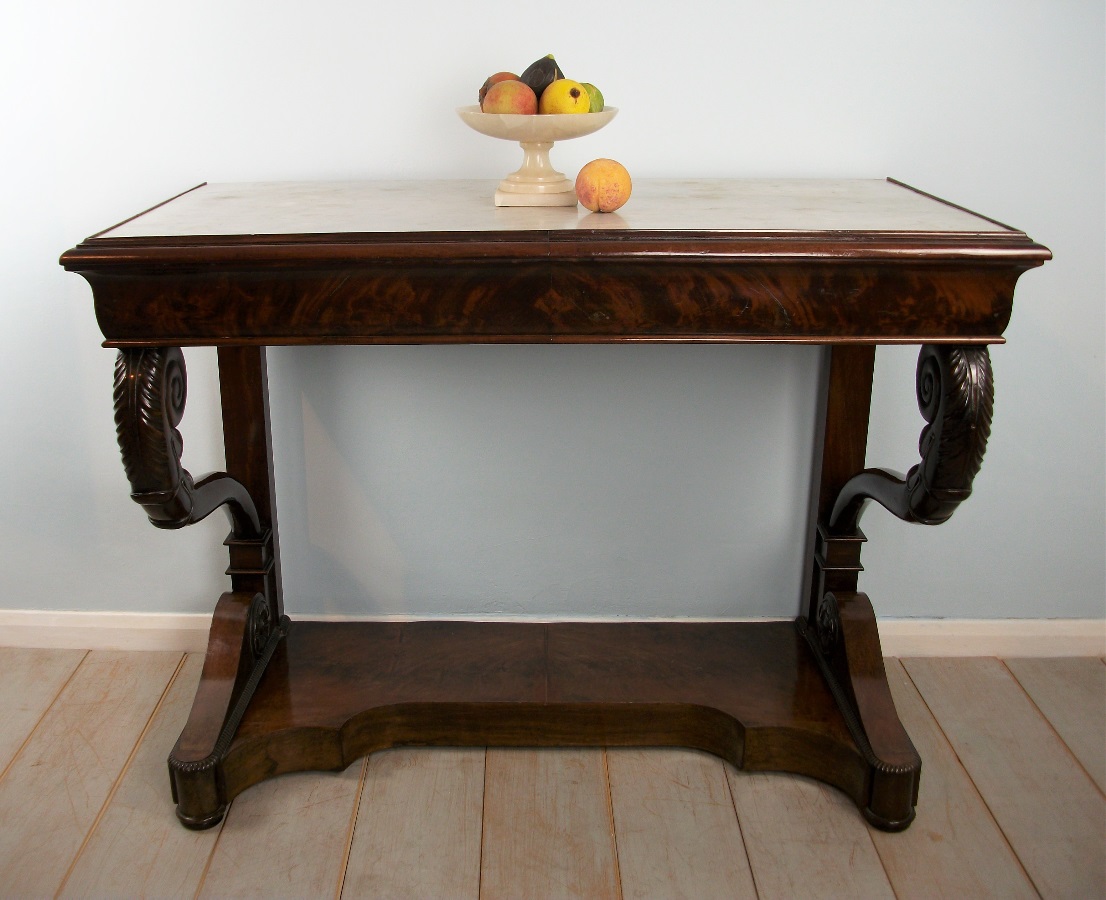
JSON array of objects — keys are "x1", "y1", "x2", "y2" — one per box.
[
  {"x1": 799, "y1": 591, "x2": 921, "y2": 829},
  {"x1": 176, "y1": 804, "x2": 228, "y2": 831},
  {"x1": 168, "y1": 591, "x2": 288, "y2": 830},
  {"x1": 863, "y1": 804, "x2": 916, "y2": 833}
]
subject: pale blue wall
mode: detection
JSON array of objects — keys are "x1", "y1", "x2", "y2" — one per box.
[{"x1": 2, "y1": 0, "x2": 1102, "y2": 619}]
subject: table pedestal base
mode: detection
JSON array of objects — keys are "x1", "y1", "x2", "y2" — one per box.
[{"x1": 170, "y1": 602, "x2": 919, "y2": 832}]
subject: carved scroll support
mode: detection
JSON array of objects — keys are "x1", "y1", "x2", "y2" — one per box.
[
  {"x1": 169, "y1": 590, "x2": 290, "y2": 828},
  {"x1": 113, "y1": 347, "x2": 262, "y2": 539},
  {"x1": 799, "y1": 343, "x2": 994, "y2": 829},
  {"x1": 114, "y1": 347, "x2": 288, "y2": 827},
  {"x1": 829, "y1": 344, "x2": 994, "y2": 535},
  {"x1": 797, "y1": 591, "x2": 921, "y2": 830}
]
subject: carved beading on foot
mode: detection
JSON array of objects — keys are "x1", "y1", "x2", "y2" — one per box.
[
  {"x1": 830, "y1": 344, "x2": 993, "y2": 534},
  {"x1": 114, "y1": 347, "x2": 262, "y2": 538}
]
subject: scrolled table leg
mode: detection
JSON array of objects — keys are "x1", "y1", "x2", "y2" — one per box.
[
  {"x1": 829, "y1": 343, "x2": 994, "y2": 534},
  {"x1": 113, "y1": 346, "x2": 287, "y2": 828},
  {"x1": 113, "y1": 346, "x2": 262, "y2": 537}
]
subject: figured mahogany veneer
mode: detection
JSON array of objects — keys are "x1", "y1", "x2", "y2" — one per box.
[
  {"x1": 60, "y1": 178, "x2": 1049, "y2": 833},
  {"x1": 224, "y1": 620, "x2": 890, "y2": 818}
]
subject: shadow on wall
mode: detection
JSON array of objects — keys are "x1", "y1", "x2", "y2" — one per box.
[{"x1": 267, "y1": 343, "x2": 824, "y2": 619}]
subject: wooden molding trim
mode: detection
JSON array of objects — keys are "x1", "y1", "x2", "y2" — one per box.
[{"x1": 0, "y1": 610, "x2": 1102, "y2": 657}]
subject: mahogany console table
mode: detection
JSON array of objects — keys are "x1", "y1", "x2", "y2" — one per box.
[{"x1": 61, "y1": 179, "x2": 1049, "y2": 832}]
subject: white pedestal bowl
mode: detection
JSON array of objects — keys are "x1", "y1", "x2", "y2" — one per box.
[{"x1": 457, "y1": 105, "x2": 618, "y2": 207}]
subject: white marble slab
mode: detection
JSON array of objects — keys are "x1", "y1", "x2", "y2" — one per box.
[{"x1": 97, "y1": 179, "x2": 1014, "y2": 240}]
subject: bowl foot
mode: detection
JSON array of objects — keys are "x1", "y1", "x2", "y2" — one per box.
[{"x1": 495, "y1": 185, "x2": 577, "y2": 207}]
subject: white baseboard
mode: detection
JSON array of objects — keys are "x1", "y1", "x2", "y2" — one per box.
[
  {"x1": 0, "y1": 610, "x2": 1103, "y2": 657},
  {"x1": 877, "y1": 618, "x2": 1106, "y2": 658},
  {"x1": 0, "y1": 610, "x2": 213, "y2": 652}
]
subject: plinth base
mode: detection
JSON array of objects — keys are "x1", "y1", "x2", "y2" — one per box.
[{"x1": 174, "y1": 616, "x2": 919, "y2": 831}]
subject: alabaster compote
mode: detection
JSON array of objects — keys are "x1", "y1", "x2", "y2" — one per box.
[{"x1": 457, "y1": 106, "x2": 619, "y2": 207}]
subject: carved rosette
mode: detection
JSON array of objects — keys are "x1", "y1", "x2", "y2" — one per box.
[
  {"x1": 113, "y1": 347, "x2": 261, "y2": 538},
  {"x1": 815, "y1": 593, "x2": 841, "y2": 656},
  {"x1": 248, "y1": 593, "x2": 274, "y2": 660},
  {"x1": 830, "y1": 344, "x2": 994, "y2": 534}
]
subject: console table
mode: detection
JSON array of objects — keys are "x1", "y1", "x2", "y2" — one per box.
[{"x1": 61, "y1": 179, "x2": 1049, "y2": 832}]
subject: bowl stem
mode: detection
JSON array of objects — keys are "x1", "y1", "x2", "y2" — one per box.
[{"x1": 496, "y1": 141, "x2": 577, "y2": 206}]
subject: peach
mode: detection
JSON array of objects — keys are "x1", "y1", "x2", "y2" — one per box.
[
  {"x1": 478, "y1": 71, "x2": 519, "y2": 105},
  {"x1": 481, "y1": 79, "x2": 538, "y2": 114},
  {"x1": 575, "y1": 159, "x2": 632, "y2": 212}
]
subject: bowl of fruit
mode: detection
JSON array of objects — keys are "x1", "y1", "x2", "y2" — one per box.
[{"x1": 458, "y1": 54, "x2": 618, "y2": 207}]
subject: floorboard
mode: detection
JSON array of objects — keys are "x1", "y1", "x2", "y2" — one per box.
[
  {"x1": 480, "y1": 748, "x2": 621, "y2": 900},
  {"x1": 57, "y1": 654, "x2": 223, "y2": 899},
  {"x1": 196, "y1": 761, "x2": 365, "y2": 898},
  {"x1": 607, "y1": 747, "x2": 757, "y2": 899},
  {"x1": 1005, "y1": 656, "x2": 1106, "y2": 793},
  {"x1": 0, "y1": 650, "x2": 182, "y2": 897},
  {"x1": 0, "y1": 647, "x2": 85, "y2": 775},
  {"x1": 869, "y1": 660, "x2": 1038, "y2": 899},
  {"x1": 726, "y1": 768, "x2": 896, "y2": 899},
  {"x1": 341, "y1": 747, "x2": 485, "y2": 899},
  {"x1": 0, "y1": 648, "x2": 1102, "y2": 898},
  {"x1": 904, "y1": 656, "x2": 1106, "y2": 899}
]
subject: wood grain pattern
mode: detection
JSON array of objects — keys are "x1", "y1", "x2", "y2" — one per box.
[
  {"x1": 725, "y1": 768, "x2": 896, "y2": 899},
  {"x1": 481, "y1": 748, "x2": 620, "y2": 900},
  {"x1": 0, "y1": 647, "x2": 85, "y2": 774},
  {"x1": 196, "y1": 762, "x2": 365, "y2": 898},
  {"x1": 607, "y1": 748, "x2": 757, "y2": 899},
  {"x1": 904, "y1": 657, "x2": 1106, "y2": 899},
  {"x1": 58, "y1": 654, "x2": 222, "y2": 898},
  {"x1": 0, "y1": 650, "x2": 182, "y2": 897},
  {"x1": 868, "y1": 660, "x2": 1037, "y2": 899},
  {"x1": 74, "y1": 260, "x2": 1032, "y2": 347},
  {"x1": 342, "y1": 748, "x2": 484, "y2": 898},
  {"x1": 1005, "y1": 656, "x2": 1106, "y2": 793},
  {"x1": 218, "y1": 620, "x2": 902, "y2": 829}
]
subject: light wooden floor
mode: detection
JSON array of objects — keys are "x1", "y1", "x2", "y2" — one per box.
[{"x1": 0, "y1": 649, "x2": 1102, "y2": 899}]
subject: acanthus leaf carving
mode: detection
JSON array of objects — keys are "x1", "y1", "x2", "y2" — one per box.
[
  {"x1": 829, "y1": 344, "x2": 993, "y2": 534},
  {"x1": 113, "y1": 347, "x2": 262, "y2": 538}
]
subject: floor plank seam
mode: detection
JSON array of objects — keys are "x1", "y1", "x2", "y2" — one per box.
[
  {"x1": 0, "y1": 648, "x2": 89, "y2": 789},
  {"x1": 1000, "y1": 658, "x2": 1106, "y2": 802},
  {"x1": 601, "y1": 749, "x2": 624, "y2": 900},
  {"x1": 477, "y1": 747, "x2": 488, "y2": 900},
  {"x1": 335, "y1": 755, "x2": 370, "y2": 900},
  {"x1": 192, "y1": 799, "x2": 229, "y2": 900},
  {"x1": 721, "y1": 760, "x2": 761, "y2": 899},
  {"x1": 53, "y1": 651, "x2": 189, "y2": 897},
  {"x1": 866, "y1": 820, "x2": 903, "y2": 900},
  {"x1": 899, "y1": 657, "x2": 1047, "y2": 898}
]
